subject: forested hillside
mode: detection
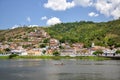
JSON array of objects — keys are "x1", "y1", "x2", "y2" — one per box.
[{"x1": 44, "y1": 19, "x2": 120, "y2": 47}]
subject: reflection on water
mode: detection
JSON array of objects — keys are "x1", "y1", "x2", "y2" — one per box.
[{"x1": 0, "y1": 59, "x2": 120, "y2": 80}]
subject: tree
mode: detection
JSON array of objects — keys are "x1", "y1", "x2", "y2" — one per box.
[
  {"x1": 115, "y1": 43, "x2": 120, "y2": 48},
  {"x1": 23, "y1": 37, "x2": 28, "y2": 41},
  {"x1": 3, "y1": 48, "x2": 11, "y2": 54},
  {"x1": 0, "y1": 36, "x2": 5, "y2": 42},
  {"x1": 53, "y1": 51, "x2": 60, "y2": 56},
  {"x1": 93, "y1": 50, "x2": 103, "y2": 56},
  {"x1": 4, "y1": 48, "x2": 11, "y2": 52},
  {"x1": 0, "y1": 50, "x2": 4, "y2": 54},
  {"x1": 42, "y1": 50, "x2": 46, "y2": 54},
  {"x1": 22, "y1": 44, "x2": 32, "y2": 49},
  {"x1": 43, "y1": 38, "x2": 49, "y2": 43},
  {"x1": 9, "y1": 54, "x2": 19, "y2": 59},
  {"x1": 59, "y1": 39, "x2": 65, "y2": 43},
  {"x1": 59, "y1": 45, "x2": 64, "y2": 49},
  {"x1": 107, "y1": 39, "x2": 115, "y2": 49},
  {"x1": 116, "y1": 50, "x2": 120, "y2": 54},
  {"x1": 40, "y1": 44, "x2": 46, "y2": 48}
]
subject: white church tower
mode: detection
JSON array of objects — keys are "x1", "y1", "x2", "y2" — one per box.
[{"x1": 91, "y1": 42, "x2": 95, "y2": 47}]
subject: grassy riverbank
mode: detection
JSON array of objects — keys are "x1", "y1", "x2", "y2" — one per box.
[
  {"x1": 0, "y1": 55, "x2": 110, "y2": 60},
  {"x1": 0, "y1": 56, "x2": 9, "y2": 59}
]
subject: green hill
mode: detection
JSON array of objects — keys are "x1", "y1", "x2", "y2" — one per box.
[
  {"x1": 0, "y1": 19, "x2": 120, "y2": 48},
  {"x1": 44, "y1": 19, "x2": 120, "y2": 47}
]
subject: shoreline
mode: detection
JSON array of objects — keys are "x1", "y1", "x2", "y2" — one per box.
[{"x1": 0, "y1": 56, "x2": 111, "y2": 60}]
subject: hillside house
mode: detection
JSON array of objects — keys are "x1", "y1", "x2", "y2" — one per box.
[
  {"x1": 60, "y1": 48, "x2": 75, "y2": 56},
  {"x1": 46, "y1": 49, "x2": 54, "y2": 56},
  {"x1": 72, "y1": 43, "x2": 84, "y2": 49},
  {"x1": 28, "y1": 29, "x2": 49, "y2": 38},
  {"x1": 27, "y1": 48, "x2": 42, "y2": 56},
  {"x1": 0, "y1": 44, "x2": 9, "y2": 50},
  {"x1": 61, "y1": 43, "x2": 71, "y2": 49},
  {"x1": 49, "y1": 38, "x2": 59, "y2": 49}
]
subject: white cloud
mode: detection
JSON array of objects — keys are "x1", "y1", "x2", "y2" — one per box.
[
  {"x1": 94, "y1": 0, "x2": 120, "y2": 19},
  {"x1": 73, "y1": 0, "x2": 93, "y2": 7},
  {"x1": 27, "y1": 17, "x2": 31, "y2": 22},
  {"x1": 11, "y1": 25, "x2": 19, "y2": 29},
  {"x1": 94, "y1": 0, "x2": 112, "y2": 17},
  {"x1": 88, "y1": 12, "x2": 99, "y2": 17},
  {"x1": 46, "y1": 17, "x2": 62, "y2": 25},
  {"x1": 28, "y1": 25, "x2": 39, "y2": 27},
  {"x1": 11, "y1": 25, "x2": 39, "y2": 29},
  {"x1": 111, "y1": 7, "x2": 120, "y2": 19},
  {"x1": 44, "y1": 0, "x2": 75, "y2": 11},
  {"x1": 43, "y1": 0, "x2": 94, "y2": 11},
  {"x1": 41, "y1": 16, "x2": 47, "y2": 20},
  {"x1": 43, "y1": 0, "x2": 120, "y2": 19}
]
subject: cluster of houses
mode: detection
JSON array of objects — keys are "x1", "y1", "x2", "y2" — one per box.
[{"x1": 0, "y1": 29, "x2": 120, "y2": 56}]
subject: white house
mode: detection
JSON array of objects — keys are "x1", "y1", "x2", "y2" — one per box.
[
  {"x1": 103, "y1": 49, "x2": 117, "y2": 56},
  {"x1": 11, "y1": 49, "x2": 28, "y2": 56}
]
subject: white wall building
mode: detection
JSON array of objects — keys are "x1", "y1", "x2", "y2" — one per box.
[{"x1": 11, "y1": 49, "x2": 28, "y2": 56}]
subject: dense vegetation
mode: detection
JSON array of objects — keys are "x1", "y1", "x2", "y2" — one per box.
[
  {"x1": 44, "y1": 19, "x2": 120, "y2": 47},
  {"x1": 116, "y1": 50, "x2": 120, "y2": 54},
  {"x1": 93, "y1": 50, "x2": 103, "y2": 56},
  {"x1": 0, "y1": 19, "x2": 120, "y2": 48}
]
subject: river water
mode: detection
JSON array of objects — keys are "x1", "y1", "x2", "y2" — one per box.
[{"x1": 0, "y1": 59, "x2": 120, "y2": 80}]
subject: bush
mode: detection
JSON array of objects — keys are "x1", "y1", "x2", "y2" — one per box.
[
  {"x1": 9, "y1": 54, "x2": 19, "y2": 59},
  {"x1": 53, "y1": 51, "x2": 60, "y2": 56},
  {"x1": 4, "y1": 48, "x2": 11, "y2": 52},
  {"x1": 43, "y1": 38, "x2": 49, "y2": 43},
  {"x1": 59, "y1": 45, "x2": 64, "y2": 49},
  {"x1": 0, "y1": 50, "x2": 4, "y2": 54},
  {"x1": 40, "y1": 44, "x2": 46, "y2": 48},
  {"x1": 42, "y1": 50, "x2": 46, "y2": 54},
  {"x1": 116, "y1": 50, "x2": 120, "y2": 54},
  {"x1": 93, "y1": 50, "x2": 103, "y2": 56}
]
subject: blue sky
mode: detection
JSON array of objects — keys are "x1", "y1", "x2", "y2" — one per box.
[{"x1": 0, "y1": 0, "x2": 120, "y2": 29}]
